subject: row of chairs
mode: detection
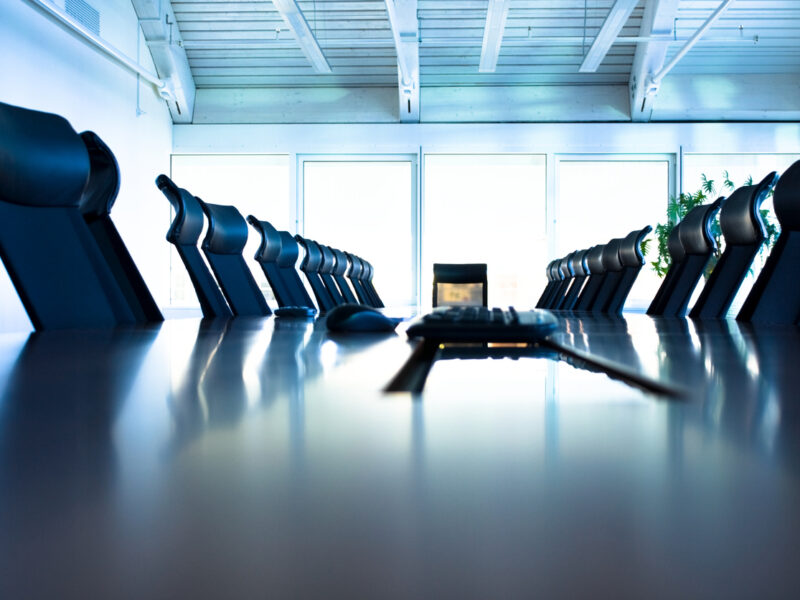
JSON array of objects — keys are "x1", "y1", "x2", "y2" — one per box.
[
  {"x1": 536, "y1": 226, "x2": 651, "y2": 315},
  {"x1": 0, "y1": 101, "x2": 382, "y2": 331},
  {"x1": 156, "y1": 174, "x2": 383, "y2": 319},
  {"x1": 536, "y1": 161, "x2": 800, "y2": 324}
]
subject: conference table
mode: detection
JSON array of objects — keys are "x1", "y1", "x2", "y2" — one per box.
[{"x1": 1, "y1": 313, "x2": 799, "y2": 597}]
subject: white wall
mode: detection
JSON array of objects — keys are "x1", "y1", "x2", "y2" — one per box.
[{"x1": 0, "y1": 0, "x2": 173, "y2": 333}]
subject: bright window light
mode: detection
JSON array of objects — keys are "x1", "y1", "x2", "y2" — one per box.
[
  {"x1": 303, "y1": 160, "x2": 415, "y2": 307},
  {"x1": 169, "y1": 154, "x2": 290, "y2": 307},
  {"x1": 557, "y1": 159, "x2": 670, "y2": 312},
  {"x1": 423, "y1": 155, "x2": 547, "y2": 309}
]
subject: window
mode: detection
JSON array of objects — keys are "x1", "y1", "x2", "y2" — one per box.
[
  {"x1": 423, "y1": 155, "x2": 547, "y2": 309},
  {"x1": 169, "y1": 155, "x2": 290, "y2": 307},
  {"x1": 556, "y1": 157, "x2": 674, "y2": 311},
  {"x1": 302, "y1": 158, "x2": 417, "y2": 307}
]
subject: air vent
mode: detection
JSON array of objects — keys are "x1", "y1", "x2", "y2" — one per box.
[{"x1": 66, "y1": 0, "x2": 100, "y2": 36}]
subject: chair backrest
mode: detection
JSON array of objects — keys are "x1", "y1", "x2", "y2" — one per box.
[
  {"x1": 345, "y1": 252, "x2": 374, "y2": 306},
  {"x1": 79, "y1": 131, "x2": 163, "y2": 322},
  {"x1": 199, "y1": 201, "x2": 270, "y2": 317},
  {"x1": 0, "y1": 101, "x2": 135, "y2": 329},
  {"x1": 551, "y1": 253, "x2": 575, "y2": 309},
  {"x1": 604, "y1": 225, "x2": 652, "y2": 315},
  {"x1": 277, "y1": 231, "x2": 316, "y2": 307},
  {"x1": 247, "y1": 217, "x2": 315, "y2": 309},
  {"x1": 156, "y1": 174, "x2": 232, "y2": 318},
  {"x1": 318, "y1": 244, "x2": 346, "y2": 305},
  {"x1": 432, "y1": 263, "x2": 488, "y2": 307},
  {"x1": 691, "y1": 172, "x2": 778, "y2": 319},
  {"x1": 561, "y1": 249, "x2": 591, "y2": 310},
  {"x1": 295, "y1": 235, "x2": 336, "y2": 312},
  {"x1": 574, "y1": 244, "x2": 607, "y2": 310},
  {"x1": 330, "y1": 248, "x2": 359, "y2": 303},
  {"x1": 361, "y1": 259, "x2": 385, "y2": 307},
  {"x1": 587, "y1": 238, "x2": 625, "y2": 312},
  {"x1": 738, "y1": 160, "x2": 800, "y2": 324},
  {"x1": 246, "y1": 216, "x2": 292, "y2": 307},
  {"x1": 649, "y1": 198, "x2": 723, "y2": 317},
  {"x1": 535, "y1": 259, "x2": 559, "y2": 308}
]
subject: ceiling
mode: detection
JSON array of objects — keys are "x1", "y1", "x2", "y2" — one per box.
[{"x1": 159, "y1": 0, "x2": 800, "y2": 122}]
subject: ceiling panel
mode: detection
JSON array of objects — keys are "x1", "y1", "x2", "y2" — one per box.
[{"x1": 171, "y1": 0, "x2": 800, "y2": 89}]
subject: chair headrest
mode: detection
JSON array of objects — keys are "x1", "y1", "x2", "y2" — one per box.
[
  {"x1": 0, "y1": 102, "x2": 89, "y2": 207},
  {"x1": 618, "y1": 225, "x2": 652, "y2": 267},
  {"x1": 331, "y1": 248, "x2": 349, "y2": 276},
  {"x1": 586, "y1": 245, "x2": 606, "y2": 274},
  {"x1": 559, "y1": 254, "x2": 573, "y2": 278},
  {"x1": 318, "y1": 244, "x2": 336, "y2": 274},
  {"x1": 719, "y1": 171, "x2": 777, "y2": 245},
  {"x1": 247, "y1": 216, "x2": 282, "y2": 262},
  {"x1": 678, "y1": 197, "x2": 723, "y2": 255},
  {"x1": 667, "y1": 223, "x2": 685, "y2": 263},
  {"x1": 201, "y1": 202, "x2": 248, "y2": 255},
  {"x1": 773, "y1": 160, "x2": 800, "y2": 232},
  {"x1": 79, "y1": 131, "x2": 120, "y2": 219},
  {"x1": 601, "y1": 238, "x2": 624, "y2": 272},
  {"x1": 296, "y1": 236, "x2": 323, "y2": 271},
  {"x1": 156, "y1": 174, "x2": 206, "y2": 245},
  {"x1": 346, "y1": 252, "x2": 363, "y2": 278},
  {"x1": 433, "y1": 263, "x2": 487, "y2": 283},
  {"x1": 570, "y1": 249, "x2": 589, "y2": 277},
  {"x1": 277, "y1": 231, "x2": 300, "y2": 268}
]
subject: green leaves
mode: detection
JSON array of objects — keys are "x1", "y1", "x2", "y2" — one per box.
[{"x1": 650, "y1": 171, "x2": 779, "y2": 279}]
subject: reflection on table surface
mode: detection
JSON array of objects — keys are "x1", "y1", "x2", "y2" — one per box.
[{"x1": 1, "y1": 314, "x2": 799, "y2": 597}]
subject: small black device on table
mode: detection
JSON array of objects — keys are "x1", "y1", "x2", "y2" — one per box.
[{"x1": 406, "y1": 306, "x2": 558, "y2": 343}]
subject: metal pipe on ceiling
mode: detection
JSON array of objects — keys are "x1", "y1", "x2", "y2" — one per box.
[{"x1": 24, "y1": 0, "x2": 171, "y2": 98}]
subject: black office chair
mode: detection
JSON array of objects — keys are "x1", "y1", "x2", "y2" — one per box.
[
  {"x1": 199, "y1": 201, "x2": 271, "y2": 317},
  {"x1": 604, "y1": 226, "x2": 652, "y2": 315},
  {"x1": 586, "y1": 239, "x2": 625, "y2": 313},
  {"x1": 361, "y1": 259, "x2": 385, "y2": 308},
  {"x1": 246, "y1": 217, "x2": 293, "y2": 307},
  {"x1": 318, "y1": 244, "x2": 346, "y2": 305},
  {"x1": 79, "y1": 131, "x2": 163, "y2": 323},
  {"x1": 295, "y1": 235, "x2": 336, "y2": 312},
  {"x1": 574, "y1": 244, "x2": 607, "y2": 311},
  {"x1": 738, "y1": 160, "x2": 800, "y2": 324},
  {"x1": 156, "y1": 174, "x2": 232, "y2": 319},
  {"x1": 690, "y1": 172, "x2": 778, "y2": 319},
  {"x1": 550, "y1": 253, "x2": 575, "y2": 310},
  {"x1": 345, "y1": 252, "x2": 373, "y2": 306},
  {"x1": 648, "y1": 197, "x2": 723, "y2": 318},
  {"x1": 247, "y1": 217, "x2": 315, "y2": 309},
  {"x1": 277, "y1": 231, "x2": 316, "y2": 308},
  {"x1": 0, "y1": 101, "x2": 135, "y2": 329},
  {"x1": 330, "y1": 248, "x2": 359, "y2": 304},
  {"x1": 535, "y1": 260, "x2": 559, "y2": 308},
  {"x1": 561, "y1": 249, "x2": 591, "y2": 311},
  {"x1": 432, "y1": 263, "x2": 488, "y2": 307}
]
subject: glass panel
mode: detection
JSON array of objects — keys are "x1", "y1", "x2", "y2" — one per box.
[
  {"x1": 303, "y1": 160, "x2": 415, "y2": 307},
  {"x1": 423, "y1": 155, "x2": 547, "y2": 309},
  {"x1": 683, "y1": 154, "x2": 800, "y2": 315},
  {"x1": 169, "y1": 155, "x2": 290, "y2": 308},
  {"x1": 557, "y1": 159, "x2": 670, "y2": 311}
]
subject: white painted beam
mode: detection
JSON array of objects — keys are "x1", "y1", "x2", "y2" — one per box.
[
  {"x1": 478, "y1": 0, "x2": 510, "y2": 73},
  {"x1": 579, "y1": 0, "x2": 641, "y2": 73},
  {"x1": 629, "y1": 0, "x2": 679, "y2": 121},
  {"x1": 384, "y1": 0, "x2": 419, "y2": 122},
  {"x1": 271, "y1": 0, "x2": 331, "y2": 73},
  {"x1": 131, "y1": 0, "x2": 196, "y2": 123}
]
